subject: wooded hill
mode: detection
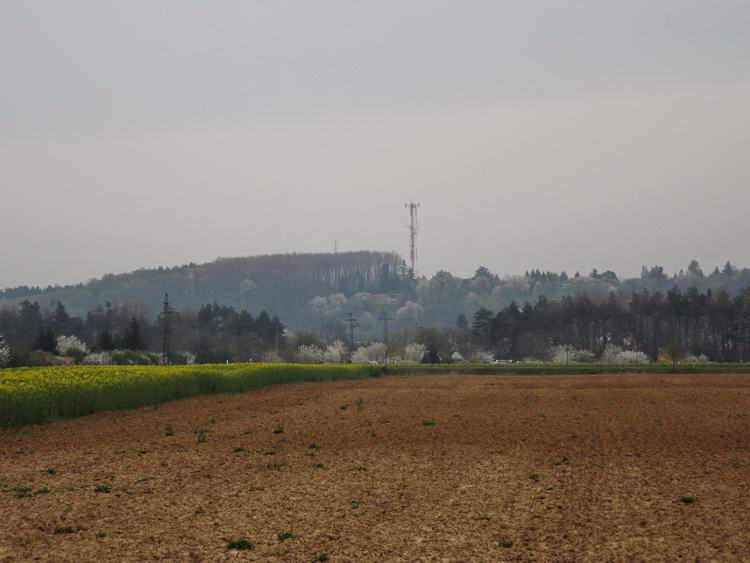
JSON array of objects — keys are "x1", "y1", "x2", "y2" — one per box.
[
  {"x1": 2, "y1": 254, "x2": 749, "y2": 335},
  {"x1": 0, "y1": 252, "x2": 407, "y2": 329}
]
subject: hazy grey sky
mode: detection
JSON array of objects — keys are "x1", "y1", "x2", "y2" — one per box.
[{"x1": 2, "y1": 1, "x2": 749, "y2": 288}]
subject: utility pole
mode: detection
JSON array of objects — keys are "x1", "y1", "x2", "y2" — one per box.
[
  {"x1": 405, "y1": 201, "x2": 420, "y2": 277},
  {"x1": 160, "y1": 292, "x2": 173, "y2": 365},
  {"x1": 379, "y1": 312, "x2": 393, "y2": 366},
  {"x1": 345, "y1": 312, "x2": 357, "y2": 354}
]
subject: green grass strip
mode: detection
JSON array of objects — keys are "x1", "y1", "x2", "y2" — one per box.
[{"x1": 384, "y1": 363, "x2": 750, "y2": 376}]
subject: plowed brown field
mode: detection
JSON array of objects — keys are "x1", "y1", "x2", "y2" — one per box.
[{"x1": 2, "y1": 373, "x2": 750, "y2": 562}]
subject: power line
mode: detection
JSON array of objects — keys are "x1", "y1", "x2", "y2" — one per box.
[
  {"x1": 345, "y1": 312, "x2": 357, "y2": 354},
  {"x1": 378, "y1": 312, "x2": 393, "y2": 366},
  {"x1": 159, "y1": 292, "x2": 174, "y2": 365}
]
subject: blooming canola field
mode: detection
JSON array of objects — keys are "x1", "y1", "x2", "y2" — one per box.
[{"x1": 0, "y1": 364, "x2": 379, "y2": 427}]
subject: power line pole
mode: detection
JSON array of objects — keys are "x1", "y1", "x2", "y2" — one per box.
[
  {"x1": 345, "y1": 312, "x2": 357, "y2": 354},
  {"x1": 405, "y1": 201, "x2": 420, "y2": 277},
  {"x1": 160, "y1": 292, "x2": 173, "y2": 365},
  {"x1": 379, "y1": 312, "x2": 392, "y2": 366}
]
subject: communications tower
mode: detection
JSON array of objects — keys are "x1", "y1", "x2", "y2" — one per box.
[{"x1": 405, "y1": 201, "x2": 420, "y2": 277}]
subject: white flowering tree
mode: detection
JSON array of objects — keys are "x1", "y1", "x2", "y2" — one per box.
[
  {"x1": 600, "y1": 344, "x2": 622, "y2": 363},
  {"x1": 322, "y1": 340, "x2": 346, "y2": 364},
  {"x1": 403, "y1": 342, "x2": 426, "y2": 363},
  {"x1": 616, "y1": 350, "x2": 650, "y2": 364},
  {"x1": 298, "y1": 344, "x2": 325, "y2": 364},
  {"x1": 298, "y1": 341, "x2": 347, "y2": 364},
  {"x1": 351, "y1": 342, "x2": 386, "y2": 364},
  {"x1": 56, "y1": 335, "x2": 89, "y2": 357},
  {"x1": 307, "y1": 293, "x2": 348, "y2": 320},
  {"x1": 395, "y1": 301, "x2": 425, "y2": 325},
  {"x1": 82, "y1": 352, "x2": 113, "y2": 365},
  {"x1": 0, "y1": 334, "x2": 10, "y2": 367},
  {"x1": 601, "y1": 344, "x2": 650, "y2": 364},
  {"x1": 551, "y1": 344, "x2": 593, "y2": 363}
]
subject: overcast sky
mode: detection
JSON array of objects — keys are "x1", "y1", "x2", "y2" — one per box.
[{"x1": 2, "y1": 1, "x2": 749, "y2": 288}]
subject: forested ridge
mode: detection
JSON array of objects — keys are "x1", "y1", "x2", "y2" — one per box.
[
  {"x1": 2, "y1": 253, "x2": 750, "y2": 354},
  {"x1": 0, "y1": 251, "x2": 405, "y2": 328}
]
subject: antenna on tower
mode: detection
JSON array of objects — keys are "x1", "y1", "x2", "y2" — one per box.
[{"x1": 405, "y1": 202, "x2": 420, "y2": 277}]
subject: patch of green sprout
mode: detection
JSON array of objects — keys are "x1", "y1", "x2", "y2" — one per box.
[
  {"x1": 13, "y1": 487, "x2": 32, "y2": 498},
  {"x1": 226, "y1": 538, "x2": 254, "y2": 550}
]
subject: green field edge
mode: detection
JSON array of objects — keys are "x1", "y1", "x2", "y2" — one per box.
[
  {"x1": 384, "y1": 363, "x2": 750, "y2": 376},
  {"x1": 0, "y1": 364, "x2": 380, "y2": 429},
  {"x1": 3, "y1": 362, "x2": 750, "y2": 429}
]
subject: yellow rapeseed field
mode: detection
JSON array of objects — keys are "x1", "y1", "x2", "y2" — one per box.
[{"x1": 0, "y1": 363, "x2": 380, "y2": 427}]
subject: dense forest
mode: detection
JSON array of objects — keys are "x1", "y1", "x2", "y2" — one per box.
[
  {"x1": 0, "y1": 251, "x2": 406, "y2": 329},
  {"x1": 0, "y1": 299, "x2": 288, "y2": 366},
  {"x1": 468, "y1": 286, "x2": 750, "y2": 362},
  {"x1": 3, "y1": 253, "x2": 750, "y2": 364}
]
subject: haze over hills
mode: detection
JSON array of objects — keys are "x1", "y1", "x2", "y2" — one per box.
[
  {"x1": 2, "y1": 251, "x2": 749, "y2": 335},
  {"x1": 0, "y1": 251, "x2": 405, "y2": 330}
]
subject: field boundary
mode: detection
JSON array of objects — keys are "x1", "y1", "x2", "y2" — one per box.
[
  {"x1": 383, "y1": 363, "x2": 750, "y2": 376},
  {"x1": 4, "y1": 362, "x2": 750, "y2": 428},
  {"x1": 0, "y1": 364, "x2": 380, "y2": 428}
]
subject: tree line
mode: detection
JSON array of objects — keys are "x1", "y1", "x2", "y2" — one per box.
[
  {"x1": 470, "y1": 286, "x2": 750, "y2": 362},
  {"x1": 0, "y1": 299, "x2": 287, "y2": 366}
]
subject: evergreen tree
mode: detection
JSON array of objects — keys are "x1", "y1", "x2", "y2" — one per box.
[
  {"x1": 123, "y1": 318, "x2": 144, "y2": 351},
  {"x1": 34, "y1": 326, "x2": 56, "y2": 353},
  {"x1": 471, "y1": 308, "x2": 494, "y2": 349},
  {"x1": 456, "y1": 313, "x2": 468, "y2": 330},
  {"x1": 97, "y1": 329, "x2": 114, "y2": 351}
]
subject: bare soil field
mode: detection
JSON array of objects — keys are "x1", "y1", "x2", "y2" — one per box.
[{"x1": 1, "y1": 373, "x2": 750, "y2": 562}]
